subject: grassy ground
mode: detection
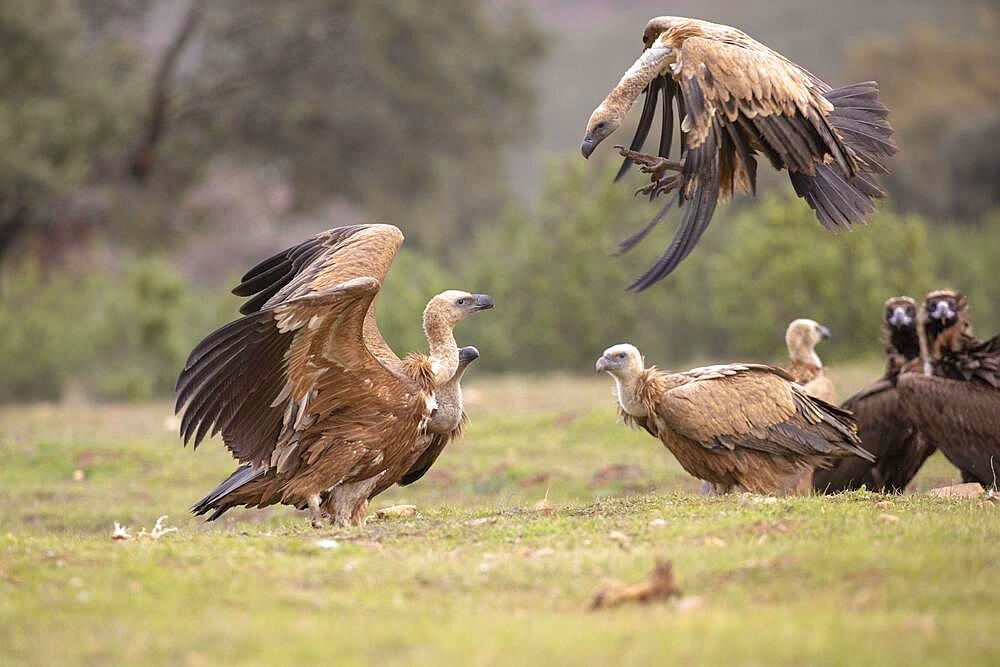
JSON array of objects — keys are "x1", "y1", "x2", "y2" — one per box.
[{"x1": 1, "y1": 364, "x2": 998, "y2": 666}]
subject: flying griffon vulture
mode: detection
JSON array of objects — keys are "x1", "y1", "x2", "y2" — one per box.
[
  {"x1": 814, "y1": 297, "x2": 935, "y2": 493},
  {"x1": 596, "y1": 344, "x2": 872, "y2": 495},
  {"x1": 175, "y1": 224, "x2": 495, "y2": 526},
  {"x1": 898, "y1": 290, "x2": 1000, "y2": 488},
  {"x1": 784, "y1": 318, "x2": 836, "y2": 403},
  {"x1": 581, "y1": 16, "x2": 896, "y2": 289}
]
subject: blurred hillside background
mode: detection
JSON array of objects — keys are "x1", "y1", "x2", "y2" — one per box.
[{"x1": 0, "y1": 0, "x2": 998, "y2": 402}]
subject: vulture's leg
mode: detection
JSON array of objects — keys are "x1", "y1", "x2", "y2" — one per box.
[
  {"x1": 307, "y1": 494, "x2": 325, "y2": 529},
  {"x1": 792, "y1": 470, "x2": 814, "y2": 496},
  {"x1": 615, "y1": 146, "x2": 684, "y2": 179}
]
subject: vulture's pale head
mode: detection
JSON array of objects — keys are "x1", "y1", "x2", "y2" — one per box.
[
  {"x1": 884, "y1": 296, "x2": 917, "y2": 331},
  {"x1": 425, "y1": 291, "x2": 494, "y2": 326},
  {"x1": 596, "y1": 343, "x2": 645, "y2": 377},
  {"x1": 785, "y1": 319, "x2": 831, "y2": 362},
  {"x1": 581, "y1": 104, "x2": 625, "y2": 159}
]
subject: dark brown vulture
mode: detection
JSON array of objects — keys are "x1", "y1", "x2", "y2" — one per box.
[
  {"x1": 176, "y1": 224, "x2": 495, "y2": 526},
  {"x1": 898, "y1": 290, "x2": 1000, "y2": 488},
  {"x1": 596, "y1": 344, "x2": 871, "y2": 495},
  {"x1": 580, "y1": 16, "x2": 895, "y2": 290},
  {"x1": 814, "y1": 297, "x2": 935, "y2": 493},
  {"x1": 784, "y1": 318, "x2": 836, "y2": 403},
  {"x1": 397, "y1": 345, "x2": 479, "y2": 487}
]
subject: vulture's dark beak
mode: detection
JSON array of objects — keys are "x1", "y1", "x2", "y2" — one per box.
[
  {"x1": 930, "y1": 301, "x2": 955, "y2": 323},
  {"x1": 818, "y1": 325, "x2": 831, "y2": 340},
  {"x1": 458, "y1": 346, "x2": 481, "y2": 364},
  {"x1": 888, "y1": 307, "x2": 912, "y2": 328},
  {"x1": 595, "y1": 356, "x2": 611, "y2": 373},
  {"x1": 581, "y1": 134, "x2": 596, "y2": 159},
  {"x1": 472, "y1": 294, "x2": 494, "y2": 311}
]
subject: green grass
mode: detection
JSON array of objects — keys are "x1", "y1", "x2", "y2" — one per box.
[{"x1": 1, "y1": 367, "x2": 998, "y2": 666}]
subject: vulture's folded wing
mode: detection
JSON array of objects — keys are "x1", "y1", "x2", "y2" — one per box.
[
  {"x1": 816, "y1": 378, "x2": 925, "y2": 492},
  {"x1": 232, "y1": 224, "x2": 404, "y2": 368},
  {"x1": 658, "y1": 364, "x2": 869, "y2": 460},
  {"x1": 176, "y1": 277, "x2": 423, "y2": 470},
  {"x1": 898, "y1": 373, "x2": 1000, "y2": 484},
  {"x1": 397, "y1": 415, "x2": 467, "y2": 487}
]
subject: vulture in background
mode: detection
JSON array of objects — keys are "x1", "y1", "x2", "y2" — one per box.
[
  {"x1": 814, "y1": 297, "x2": 935, "y2": 493},
  {"x1": 596, "y1": 344, "x2": 871, "y2": 495},
  {"x1": 397, "y1": 345, "x2": 479, "y2": 487},
  {"x1": 175, "y1": 224, "x2": 495, "y2": 526},
  {"x1": 580, "y1": 16, "x2": 896, "y2": 290},
  {"x1": 784, "y1": 318, "x2": 836, "y2": 403},
  {"x1": 898, "y1": 290, "x2": 1000, "y2": 488}
]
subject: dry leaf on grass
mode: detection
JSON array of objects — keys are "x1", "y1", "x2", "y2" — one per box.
[
  {"x1": 111, "y1": 516, "x2": 177, "y2": 542},
  {"x1": 532, "y1": 489, "x2": 555, "y2": 514},
  {"x1": 607, "y1": 530, "x2": 630, "y2": 550},
  {"x1": 590, "y1": 558, "x2": 681, "y2": 610},
  {"x1": 375, "y1": 504, "x2": 418, "y2": 519}
]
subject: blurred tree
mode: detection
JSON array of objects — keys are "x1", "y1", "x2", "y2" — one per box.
[
  {"x1": 167, "y1": 0, "x2": 546, "y2": 249},
  {"x1": 0, "y1": 0, "x2": 135, "y2": 261},
  {"x1": 845, "y1": 17, "x2": 1000, "y2": 220}
]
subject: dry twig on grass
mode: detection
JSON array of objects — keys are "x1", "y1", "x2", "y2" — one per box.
[
  {"x1": 590, "y1": 558, "x2": 681, "y2": 610},
  {"x1": 110, "y1": 516, "x2": 178, "y2": 542}
]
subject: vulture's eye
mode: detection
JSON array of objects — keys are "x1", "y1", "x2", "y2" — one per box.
[
  {"x1": 617, "y1": 352, "x2": 626, "y2": 359},
  {"x1": 595, "y1": 121, "x2": 606, "y2": 130},
  {"x1": 456, "y1": 298, "x2": 468, "y2": 306}
]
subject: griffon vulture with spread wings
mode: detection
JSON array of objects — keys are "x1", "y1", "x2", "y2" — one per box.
[
  {"x1": 175, "y1": 224, "x2": 494, "y2": 526},
  {"x1": 581, "y1": 17, "x2": 896, "y2": 290},
  {"x1": 597, "y1": 344, "x2": 871, "y2": 495},
  {"x1": 814, "y1": 297, "x2": 935, "y2": 493},
  {"x1": 898, "y1": 290, "x2": 1000, "y2": 488}
]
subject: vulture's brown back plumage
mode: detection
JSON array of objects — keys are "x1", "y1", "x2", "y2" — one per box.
[
  {"x1": 617, "y1": 362, "x2": 870, "y2": 494},
  {"x1": 898, "y1": 290, "x2": 1000, "y2": 487}
]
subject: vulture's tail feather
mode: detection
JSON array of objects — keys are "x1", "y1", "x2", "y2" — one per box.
[
  {"x1": 192, "y1": 465, "x2": 264, "y2": 521},
  {"x1": 790, "y1": 81, "x2": 896, "y2": 232}
]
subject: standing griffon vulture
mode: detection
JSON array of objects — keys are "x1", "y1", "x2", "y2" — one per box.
[
  {"x1": 785, "y1": 318, "x2": 836, "y2": 403},
  {"x1": 397, "y1": 345, "x2": 479, "y2": 487},
  {"x1": 814, "y1": 297, "x2": 935, "y2": 493},
  {"x1": 581, "y1": 17, "x2": 896, "y2": 290},
  {"x1": 596, "y1": 344, "x2": 871, "y2": 494},
  {"x1": 175, "y1": 224, "x2": 495, "y2": 526},
  {"x1": 898, "y1": 290, "x2": 1000, "y2": 487}
]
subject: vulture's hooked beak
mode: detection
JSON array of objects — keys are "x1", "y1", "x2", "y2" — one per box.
[
  {"x1": 581, "y1": 134, "x2": 596, "y2": 159},
  {"x1": 930, "y1": 301, "x2": 955, "y2": 323},
  {"x1": 818, "y1": 325, "x2": 831, "y2": 340},
  {"x1": 471, "y1": 294, "x2": 494, "y2": 311},
  {"x1": 595, "y1": 356, "x2": 611, "y2": 373},
  {"x1": 458, "y1": 346, "x2": 481, "y2": 364},
  {"x1": 888, "y1": 307, "x2": 913, "y2": 328}
]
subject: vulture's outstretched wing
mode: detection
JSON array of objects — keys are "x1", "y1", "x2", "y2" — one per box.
[
  {"x1": 177, "y1": 271, "x2": 424, "y2": 472},
  {"x1": 898, "y1": 373, "x2": 1000, "y2": 487},
  {"x1": 608, "y1": 26, "x2": 893, "y2": 289},
  {"x1": 814, "y1": 378, "x2": 932, "y2": 493},
  {"x1": 232, "y1": 224, "x2": 405, "y2": 368},
  {"x1": 657, "y1": 364, "x2": 869, "y2": 461}
]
